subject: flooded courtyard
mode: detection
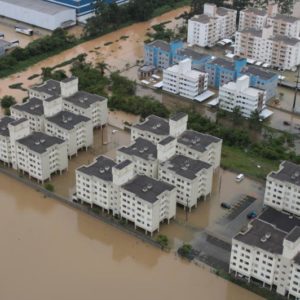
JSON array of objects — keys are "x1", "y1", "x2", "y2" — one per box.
[{"x1": 0, "y1": 172, "x2": 263, "y2": 300}]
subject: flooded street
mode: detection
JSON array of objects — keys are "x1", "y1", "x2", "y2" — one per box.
[
  {"x1": 0, "y1": 173, "x2": 263, "y2": 300},
  {"x1": 0, "y1": 6, "x2": 189, "y2": 101}
]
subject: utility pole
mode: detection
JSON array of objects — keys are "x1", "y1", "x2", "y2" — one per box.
[{"x1": 292, "y1": 65, "x2": 300, "y2": 112}]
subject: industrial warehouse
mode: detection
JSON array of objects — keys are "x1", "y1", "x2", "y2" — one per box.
[{"x1": 0, "y1": 0, "x2": 76, "y2": 31}]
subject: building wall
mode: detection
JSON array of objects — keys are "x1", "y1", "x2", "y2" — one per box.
[{"x1": 0, "y1": 0, "x2": 76, "y2": 30}]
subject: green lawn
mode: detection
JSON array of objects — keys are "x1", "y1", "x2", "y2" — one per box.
[{"x1": 221, "y1": 145, "x2": 279, "y2": 181}]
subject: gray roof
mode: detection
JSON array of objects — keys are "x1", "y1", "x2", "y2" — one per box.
[
  {"x1": 13, "y1": 98, "x2": 44, "y2": 116},
  {"x1": 242, "y1": 7, "x2": 267, "y2": 16},
  {"x1": 271, "y1": 14, "x2": 300, "y2": 23},
  {"x1": 294, "y1": 252, "x2": 300, "y2": 265},
  {"x1": 64, "y1": 91, "x2": 107, "y2": 109},
  {"x1": 46, "y1": 110, "x2": 90, "y2": 130},
  {"x1": 242, "y1": 65, "x2": 278, "y2": 80},
  {"x1": 10, "y1": 118, "x2": 27, "y2": 126},
  {"x1": 122, "y1": 175, "x2": 174, "y2": 204},
  {"x1": 177, "y1": 48, "x2": 211, "y2": 61},
  {"x1": 271, "y1": 35, "x2": 300, "y2": 46},
  {"x1": 239, "y1": 28, "x2": 263, "y2": 37},
  {"x1": 17, "y1": 132, "x2": 64, "y2": 154},
  {"x1": 217, "y1": 7, "x2": 233, "y2": 16},
  {"x1": 286, "y1": 226, "x2": 300, "y2": 242},
  {"x1": 0, "y1": 0, "x2": 74, "y2": 15},
  {"x1": 259, "y1": 207, "x2": 300, "y2": 233},
  {"x1": 191, "y1": 14, "x2": 211, "y2": 24},
  {"x1": 235, "y1": 219, "x2": 286, "y2": 254},
  {"x1": 160, "y1": 154, "x2": 211, "y2": 180},
  {"x1": 0, "y1": 39, "x2": 10, "y2": 48},
  {"x1": 78, "y1": 156, "x2": 116, "y2": 182},
  {"x1": 158, "y1": 136, "x2": 175, "y2": 146},
  {"x1": 118, "y1": 137, "x2": 157, "y2": 161},
  {"x1": 114, "y1": 159, "x2": 132, "y2": 170},
  {"x1": 0, "y1": 116, "x2": 14, "y2": 137},
  {"x1": 133, "y1": 115, "x2": 169, "y2": 136},
  {"x1": 170, "y1": 112, "x2": 187, "y2": 121},
  {"x1": 146, "y1": 40, "x2": 170, "y2": 52},
  {"x1": 269, "y1": 161, "x2": 300, "y2": 187},
  {"x1": 177, "y1": 130, "x2": 221, "y2": 153},
  {"x1": 30, "y1": 80, "x2": 61, "y2": 97},
  {"x1": 208, "y1": 57, "x2": 235, "y2": 70}
]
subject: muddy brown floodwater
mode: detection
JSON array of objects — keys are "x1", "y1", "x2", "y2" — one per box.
[
  {"x1": 0, "y1": 6, "x2": 189, "y2": 101},
  {"x1": 0, "y1": 173, "x2": 263, "y2": 300}
]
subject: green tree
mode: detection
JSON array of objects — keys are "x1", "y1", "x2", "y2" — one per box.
[
  {"x1": 249, "y1": 109, "x2": 262, "y2": 130},
  {"x1": 1, "y1": 95, "x2": 16, "y2": 109},
  {"x1": 156, "y1": 234, "x2": 169, "y2": 249},
  {"x1": 232, "y1": 106, "x2": 243, "y2": 125},
  {"x1": 96, "y1": 61, "x2": 109, "y2": 76}
]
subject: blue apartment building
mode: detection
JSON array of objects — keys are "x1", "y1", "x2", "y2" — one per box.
[
  {"x1": 205, "y1": 57, "x2": 278, "y2": 100},
  {"x1": 45, "y1": 0, "x2": 128, "y2": 19},
  {"x1": 173, "y1": 48, "x2": 211, "y2": 70},
  {"x1": 144, "y1": 40, "x2": 183, "y2": 69}
]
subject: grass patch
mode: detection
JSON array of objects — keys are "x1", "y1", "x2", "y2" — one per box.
[
  {"x1": 104, "y1": 41, "x2": 113, "y2": 46},
  {"x1": 221, "y1": 145, "x2": 278, "y2": 180},
  {"x1": 8, "y1": 83, "x2": 26, "y2": 91},
  {"x1": 27, "y1": 74, "x2": 39, "y2": 80},
  {"x1": 120, "y1": 35, "x2": 129, "y2": 40}
]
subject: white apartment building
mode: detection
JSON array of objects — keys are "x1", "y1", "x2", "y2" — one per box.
[
  {"x1": 131, "y1": 112, "x2": 188, "y2": 145},
  {"x1": 235, "y1": 23, "x2": 300, "y2": 70},
  {"x1": 187, "y1": 3, "x2": 237, "y2": 47},
  {"x1": 239, "y1": 3, "x2": 300, "y2": 39},
  {"x1": 15, "y1": 131, "x2": 68, "y2": 182},
  {"x1": 0, "y1": 117, "x2": 28, "y2": 165},
  {"x1": 230, "y1": 207, "x2": 300, "y2": 298},
  {"x1": 121, "y1": 174, "x2": 176, "y2": 235},
  {"x1": 265, "y1": 161, "x2": 300, "y2": 217},
  {"x1": 117, "y1": 137, "x2": 158, "y2": 178},
  {"x1": 63, "y1": 91, "x2": 108, "y2": 128},
  {"x1": 159, "y1": 154, "x2": 213, "y2": 210},
  {"x1": 219, "y1": 75, "x2": 267, "y2": 118},
  {"x1": 163, "y1": 58, "x2": 208, "y2": 100},
  {"x1": 75, "y1": 156, "x2": 176, "y2": 234},
  {"x1": 29, "y1": 77, "x2": 108, "y2": 128},
  {"x1": 45, "y1": 110, "x2": 93, "y2": 157},
  {"x1": 176, "y1": 130, "x2": 222, "y2": 169},
  {"x1": 11, "y1": 97, "x2": 45, "y2": 132}
]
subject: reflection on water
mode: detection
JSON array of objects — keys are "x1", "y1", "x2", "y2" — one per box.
[{"x1": 0, "y1": 173, "x2": 262, "y2": 300}]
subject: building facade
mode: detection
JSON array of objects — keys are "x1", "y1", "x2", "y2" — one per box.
[
  {"x1": 15, "y1": 131, "x2": 68, "y2": 182},
  {"x1": 144, "y1": 40, "x2": 183, "y2": 69},
  {"x1": 230, "y1": 207, "x2": 300, "y2": 298},
  {"x1": 45, "y1": 110, "x2": 93, "y2": 156},
  {"x1": 187, "y1": 3, "x2": 237, "y2": 47},
  {"x1": 219, "y1": 75, "x2": 267, "y2": 118},
  {"x1": 265, "y1": 161, "x2": 300, "y2": 216},
  {"x1": 235, "y1": 26, "x2": 300, "y2": 70},
  {"x1": 159, "y1": 154, "x2": 213, "y2": 209},
  {"x1": 163, "y1": 58, "x2": 208, "y2": 100}
]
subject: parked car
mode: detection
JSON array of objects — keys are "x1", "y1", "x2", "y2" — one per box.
[
  {"x1": 221, "y1": 202, "x2": 231, "y2": 209},
  {"x1": 247, "y1": 211, "x2": 257, "y2": 219},
  {"x1": 235, "y1": 174, "x2": 245, "y2": 182}
]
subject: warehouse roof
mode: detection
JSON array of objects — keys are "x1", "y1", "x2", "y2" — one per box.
[
  {"x1": 78, "y1": 156, "x2": 116, "y2": 182},
  {"x1": 0, "y1": 0, "x2": 74, "y2": 15},
  {"x1": 177, "y1": 130, "x2": 221, "y2": 153},
  {"x1": 46, "y1": 110, "x2": 90, "y2": 130},
  {"x1": 122, "y1": 175, "x2": 174, "y2": 204},
  {"x1": 17, "y1": 132, "x2": 65, "y2": 154}
]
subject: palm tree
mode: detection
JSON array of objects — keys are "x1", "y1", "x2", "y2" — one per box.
[{"x1": 96, "y1": 61, "x2": 109, "y2": 76}]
